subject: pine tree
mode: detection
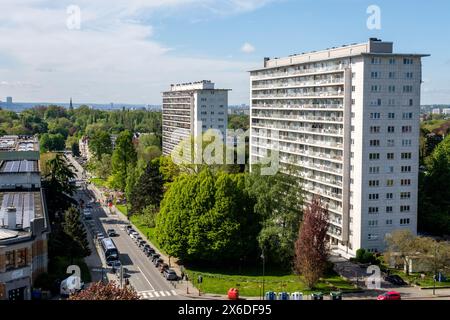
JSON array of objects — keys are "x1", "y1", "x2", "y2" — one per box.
[{"x1": 63, "y1": 206, "x2": 91, "y2": 258}]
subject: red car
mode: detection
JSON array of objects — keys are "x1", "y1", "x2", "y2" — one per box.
[{"x1": 377, "y1": 291, "x2": 401, "y2": 300}]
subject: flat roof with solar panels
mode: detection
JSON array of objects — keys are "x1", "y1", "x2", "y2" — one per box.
[
  {"x1": 0, "y1": 160, "x2": 39, "y2": 173},
  {"x1": 0, "y1": 135, "x2": 40, "y2": 161}
]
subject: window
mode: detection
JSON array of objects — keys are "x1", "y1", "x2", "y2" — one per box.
[
  {"x1": 401, "y1": 166, "x2": 412, "y2": 173},
  {"x1": 371, "y1": 85, "x2": 381, "y2": 92},
  {"x1": 369, "y1": 194, "x2": 379, "y2": 200},
  {"x1": 402, "y1": 126, "x2": 412, "y2": 133},
  {"x1": 406, "y1": 72, "x2": 414, "y2": 79},
  {"x1": 370, "y1": 140, "x2": 380, "y2": 147},
  {"x1": 386, "y1": 179, "x2": 394, "y2": 187},
  {"x1": 389, "y1": 58, "x2": 396, "y2": 65},
  {"x1": 402, "y1": 139, "x2": 412, "y2": 147},
  {"x1": 386, "y1": 219, "x2": 393, "y2": 225},
  {"x1": 386, "y1": 206, "x2": 393, "y2": 213},
  {"x1": 370, "y1": 126, "x2": 380, "y2": 133},
  {"x1": 400, "y1": 218, "x2": 411, "y2": 225},
  {"x1": 403, "y1": 58, "x2": 414, "y2": 65},
  {"x1": 352, "y1": 86, "x2": 356, "y2": 92},
  {"x1": 403, "y1": 112, "x2": 413, "y2": 119},
  {"x1": 388, "y1": 85, "x2": 396, "y2": 93},
  {"x1": 369, "y1": 166, "x2": 379, "y2": 174},
  {"x1": 388, "y1": 126, "x2": 395, "y2": 133},
  {"x1": 369, "y1": 153, "x2": 380, "y2": 160},
  {"x1": 16, "y1": 248, "x2": 27, "y2": 268},
  {"x1": 5, "y1": 251, "x2": 15, "y2": 270},
  {"x1": 386, "y1": 193, "x2": 393, "y2": 200},
  {"x1": 370, "y1": 113, "x2": 381, "y2": 119},
  {"x1": 409, "y1": 99, "x2": 414, "y2": 106},
  {"x1": 401, "y1": 152, "x2": 412, "y2": 159},
  {"x1": 368, "y1": 234, "x2": 379, "y2": 240},
  {"x1": 369, "y1": 180, "x2": 379, "y2": 187},
  {"x1": 377, "y1": 98, "x2": 382, "y2": 106},
  {"x1": 400, "y1": 205, "x2": 410, "y2": 212},
  {"x1": 387, "y1": 139, "x2": 395, "y2": 147},
  {"x1": 371, "y1": 71, "x2": 379, "y2": 79},
  {"x1": 401, "y1": 179, "x2": 411, "y2": 186},
  {"x1": 387, "y1": 153, "x2": 395, "y2": 160},
  {"x1": 369, "y1": 207, "x2": 379, "y2": 214},
  {"x1": 371, "y1": 57, "x2": 382, "y2": 64},
  {"x1": 400, "y1": 192, "x2": 411, "y2": 199},
  {"x1": 388, "y1": 99, "x2": 395, "y2": 106},
  {"x1": 368, "y1": 220, "x2": 378, "y2": 227},
  {"x1": 387, "y1": 166, "x2": 394, "y2": 173},
  {"x1": 403, "y1": 85, "x2": 413, "y2": 93},
  {"x1": 388, "y1": 71, "x2": 396, "y2": 78},
  {"x1": 388, "y1": 112, "x2": 395, "y2": 119}
]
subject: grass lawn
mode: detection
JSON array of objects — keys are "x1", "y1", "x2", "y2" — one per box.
[
  {"x1": 116, "y1": 204, "x2": 128, "y2": 215},
  {"x1": 389, "y1": 268, "x2": 450, "y2": 288},
  {"x1": 184, "y1": 265, "x2": 358, "y2": 297},
  {"x1": 89, "y1": 177, "x2": 108, "y2": 188}
]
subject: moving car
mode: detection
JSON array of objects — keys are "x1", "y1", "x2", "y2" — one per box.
[
  {"x1": 107, "y1": 229, "x2": 118, "y2": 237},
  {"x1": 377, "y1": 291, "x2": 401, "y2": 300},
  {"x1": 384, "y1": 275, "x2": 407, "y2": 286},
  {"x1": 164, "y1": 269, "x2": 178, "y2": 281}
]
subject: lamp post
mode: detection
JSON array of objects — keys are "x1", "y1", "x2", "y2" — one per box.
[{"x1": 261, "y1": 250, "x2": 265, "y2": 300}]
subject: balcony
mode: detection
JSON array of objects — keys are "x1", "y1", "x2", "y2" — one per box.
[
  {"x1": 251, "y1": 64, "x2": 348, "y2": 80},
  {"x1": 252, "y1": 103, "x2": 344, "y2": 110}
]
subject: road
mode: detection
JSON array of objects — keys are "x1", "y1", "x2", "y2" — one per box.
[{"x1": 67, "y1": 153, "x2": 186, "y2": 300}]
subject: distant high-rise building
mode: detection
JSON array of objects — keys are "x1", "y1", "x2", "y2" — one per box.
[
  {"x1": 70, "y1": 97, "x2": 73, "y2": 109},
  {"x1": 6, "y1": 97, "x2": 12, "y2": 105},
  {"x1": 162, "y1": 80, "x2": 230, "y2": 156},
  {"x1": 249, "y1": 38, "x2": 428, "y2": 257}
]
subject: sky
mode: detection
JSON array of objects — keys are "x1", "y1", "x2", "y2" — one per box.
[{"x1": 0, "y1": 0, "x2": 449, "y2": 105}]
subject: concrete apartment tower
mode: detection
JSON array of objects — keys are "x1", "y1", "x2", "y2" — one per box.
[
  {"x1": 162, "y1": 80, "x2": 229, "y2": 156},
  {"x1": 249, "y1": 39, "x2": 428, "y2": 257}
]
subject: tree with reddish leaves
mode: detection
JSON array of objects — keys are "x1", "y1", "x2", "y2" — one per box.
[
  {"x1": 69, "y1": 281, "x2": 140, "y2": 300},
  {"x1": 294, "y1": 197, "x2": 330, "y2": 289}
]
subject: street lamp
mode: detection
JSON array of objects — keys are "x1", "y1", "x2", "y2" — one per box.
[{"x1": 261, "y1": 250, "x2": 265, "y2": 300}]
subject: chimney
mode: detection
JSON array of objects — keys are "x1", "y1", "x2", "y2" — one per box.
[{"x1": 7, "y1": 206, "x2": 17, "y2": 229}]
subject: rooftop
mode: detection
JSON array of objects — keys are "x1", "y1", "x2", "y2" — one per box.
[
  {"x1": 0, "y1": 135, "x2": 39, "y2": 152},
  {"x1": 0, "y1": 191, "x2": 43, "y2": 234},
  {"x1": 0, "y1": 160, "x2": 39, "y2": 173}
]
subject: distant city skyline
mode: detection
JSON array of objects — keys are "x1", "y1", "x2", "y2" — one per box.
[{"x1": 0, "y1": 0, "x2": 449, "y2": 105}]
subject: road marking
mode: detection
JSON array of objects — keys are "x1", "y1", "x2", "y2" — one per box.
[
  {"x1": 137, "y1": 266, "x2": 155, "y2": 291},
  {"x1": 154, "y1": 291, "x2": 160, "y2": 297},
  {"x1": 159, "y1": 291, "x2": 166, "y2": 296},
  {"x1": 171, "y1": 290, "x2": 177, "y2": 295},
  {"x1": 165, "y1": 291, "x2": 171, "y2": 296}
]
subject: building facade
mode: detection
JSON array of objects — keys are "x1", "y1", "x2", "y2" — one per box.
[
  {"x1": 162, "y1": 80, "x2": 229, "y2": 156},
  {"x1": 0, "y1": 135, "x2": 50, "y2": 300},
  {"x1": 249, "y1": 39, "x2": 428, "y2": 257}
]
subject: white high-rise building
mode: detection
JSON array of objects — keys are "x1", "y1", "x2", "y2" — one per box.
[
  {"x1": 162, "y1": 80, "x2": 229, "y2": 156},
  {"x1": 249, "y1": 39, "x2": 428, "y2": 257}
]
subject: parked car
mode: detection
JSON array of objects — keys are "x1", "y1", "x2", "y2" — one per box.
[
  {"x1": 153, "y1": 258, "x2": 163, "y2": 267},
  {"x1": 159, "y1": 263, "x2": 169, "y2": 273},
  {"x1": 96, "y1": 232, "x2": 104, "y2": 240},
  {"x1": 384, "y1": 275, "x2": 407, "y2": 286},
  {"x1": 145, "y1": 247, "x2": 156, "y2": 257},
  {"x1": 164, "y1": 269, "x2": 178, "y2": 281},
  {"x1": 130, "y1": 232, "x2": 139, "y2": 240},
  {"x1": 377, "y1": 291, "x2": 401, "y2": 300},
  {"x1": 138, "y1": 240, "x2": 146, "y2": 248},
  {"x1": 107, "y1": 229, "x2": 118, "y2": 237},
  {"x1": 151, "y1": 253, "x2": 160, "y2": 261},
  {"x1": 143, "y1": 244, "x2": 152, "y2": 251},
  {"x1": 127, "y1": 228, "x2": 136, "y2": 235}
]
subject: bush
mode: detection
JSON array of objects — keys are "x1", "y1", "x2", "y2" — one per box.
[
  {"x1": 354, "y1": 248, "x2": 377, "y2": 264},
  {"x1": 355, "y1": 248, "x2": 366, "y2": 261}
]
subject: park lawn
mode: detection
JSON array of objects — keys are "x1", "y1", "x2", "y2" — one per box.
[
  {"x1": 422, "y1": 119, "x2": 449, "y2": 132},
  {"x1": 90, "y1": 177, "x2": 108, "y2": 188},
  {"x1": 184, "y1": 266, "x2": 359, "y2": 297},
  {"x1": 116, "y1": 204, "x2": 128, "y2": 215},
  {"x1": 389, "y1": 268, "x2": 450, "y2": 287}
]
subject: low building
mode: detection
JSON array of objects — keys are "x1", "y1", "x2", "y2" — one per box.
[{"x1": 0, "y1": 135, "x2": 50, "y2": 300}]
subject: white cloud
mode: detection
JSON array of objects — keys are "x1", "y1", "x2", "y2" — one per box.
[
  {"x1": 241, "y1": 42, "x2": 256, "y2": 54},
  {"x1": 0, "y1": 0, "x2": 269, "y2": 104}
]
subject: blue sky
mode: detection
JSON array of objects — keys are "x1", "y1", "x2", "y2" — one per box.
[{"x1": 0, "y1": 0, "x2": 449, "y2": 105}]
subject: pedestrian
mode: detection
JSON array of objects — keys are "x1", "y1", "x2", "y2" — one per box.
[
  {"x1": 185, "y1": 274, "x2": 189, "y2": 282},
  {"x1": 181, "y1": 271, "x2": 185, "y2": 280}
]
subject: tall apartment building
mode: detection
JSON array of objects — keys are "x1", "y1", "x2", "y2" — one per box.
[
  {"x1": 162, "y1": 80, "x2": 229, "y2": 156},
  {"x1": 0, "y1": 135, "x2": 50, "y2": 300},
  {"x1": 249, "y1": 39, "x2": 428, "y2": 257}
]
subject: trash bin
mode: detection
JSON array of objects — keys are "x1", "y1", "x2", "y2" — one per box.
[
  {"x1": 278, "y1": 292, "x2": 290, "y2": 300},
  {"x1": 265, "y1": 291, "x2": 277, "y2": 300},
  {"x1": 227, "y1": 288, "x2": 239, "y2": 300},
  {"x1": 311, "y1": 292, "x2": 324, "y2": 300},
  {"x1": 291, "y1": 292, "x2": 303, "y2": 300},
  {"x1": 330, "y1": 291, "x2": 342, "y2": 300}
]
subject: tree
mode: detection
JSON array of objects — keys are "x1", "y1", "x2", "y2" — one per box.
[
  {"x1": 129, "y1": 158, "x2": 164, "y2": 215},
  {"x1": 71, "y1": 141, "x2": 80, "y2": 157},
  {"x1": 39, "y1": 133, "x2": 65, "y2": 152},
  {"x1": 89, "y1": 131, "x2": 112, "y2": 160},
  {"x1": 294, "y1": 197, "x2": 329, "y2": 289},
  {"x1": 384, "y1": 230, "x2": 418, "y2": 275},
  {"x1": 44, "y1": 153, "x2": 76, "y2": 196},
  {"x1": 69, "y1": 281, "x2": 140, "y2": 300},
  {"x1": 111, "y1": 130, "x2": 137, "y2": 191},
  {"x1": 63, "y1": 206, "x2": 91, "y2": 258}
]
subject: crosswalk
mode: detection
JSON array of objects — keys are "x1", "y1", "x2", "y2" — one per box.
[{"x1": 138, "y1": 290, "x2": 178, "y2": 299}]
